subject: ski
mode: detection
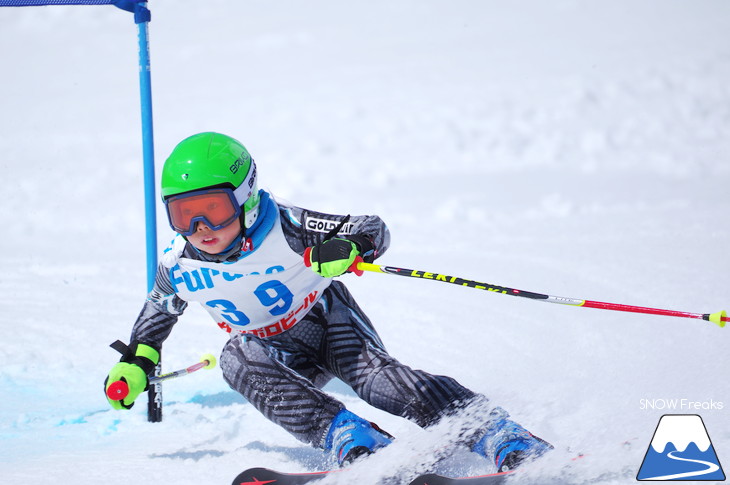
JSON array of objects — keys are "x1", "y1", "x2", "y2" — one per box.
[
  {"x1": 231, "y1": 467, "x2": 512, "y2": 485},
  {"x1": 407, "y1": 470, "x2": 512, "y2": 485},
  {"x1": 231, "y1": 467, "x2": 340, "y2": 485},
  {"x1": 408, "y1": 472, "x2": 512, "y2": 485}
]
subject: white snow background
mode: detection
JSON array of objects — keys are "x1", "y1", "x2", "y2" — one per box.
[{"x1": 1, "y1": 1, "x2": 729, "y2": 484}]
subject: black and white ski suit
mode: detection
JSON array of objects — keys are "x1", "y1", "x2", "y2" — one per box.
[{"x1": 128, "y1": 191, "x2": 479, "y2": 448}]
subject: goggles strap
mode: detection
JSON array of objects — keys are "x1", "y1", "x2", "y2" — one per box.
[{"x1": 233, "y1": 161, "x2": 257, "y2": 206}]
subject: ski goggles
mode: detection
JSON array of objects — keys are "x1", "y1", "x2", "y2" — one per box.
[{"x1": 165, "y1": 188, "x2": 241, "y2": 236}]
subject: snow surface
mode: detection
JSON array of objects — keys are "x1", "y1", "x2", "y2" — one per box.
[{"x1": 1, "y1": 1, "x2": 729, "y2": 484}]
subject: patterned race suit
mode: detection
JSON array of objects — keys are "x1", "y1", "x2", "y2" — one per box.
[{"x1": 128, "y1": 191, "x2": 479, "y2": 448}]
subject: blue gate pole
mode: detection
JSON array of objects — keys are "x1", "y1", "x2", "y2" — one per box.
[
  {"x1": 127, "y1": 1, "x2": 163, "y2": 423},
  {"x1": 134, "y1": 2, "x2": 157, "y2": 294}
]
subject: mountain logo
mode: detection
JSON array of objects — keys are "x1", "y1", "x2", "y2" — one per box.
[{"x1": 637, "y1": 414, "x2": 725, "y2": 481}]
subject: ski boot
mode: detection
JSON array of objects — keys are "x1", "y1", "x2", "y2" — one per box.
[
  {"x1": 472, "y1": 417, "x2": 553, "y2": 472},
  {"x1": 324, "y1": 408, "x2": 393, "y2": 466}
]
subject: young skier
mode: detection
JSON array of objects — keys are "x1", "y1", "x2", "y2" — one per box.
[{"x1": 104, "y1": 132, "x2": 552, "y2": 471}]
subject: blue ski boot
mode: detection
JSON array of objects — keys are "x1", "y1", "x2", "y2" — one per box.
[
  {"x1": 472, "y1": 417, "x2": 553, "y2": 472},
  {"x1": 324, "y1": 409, "x2": 393, "y2": 466}
]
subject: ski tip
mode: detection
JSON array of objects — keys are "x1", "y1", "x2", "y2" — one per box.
[
  {"x1": 231, "y1": 468, "x2": 273, "y2": 485},
  {"x1": 231, "y1": 467, "x2": 334, "y2": 485}
]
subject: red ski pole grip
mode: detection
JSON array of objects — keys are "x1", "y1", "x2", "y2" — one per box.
[
  {"x1": 106, "y1": 380, "x2": 130, "y2": 401},
  {"x1": 348, "y1": 256, "x2": 364, "y2": 276}
]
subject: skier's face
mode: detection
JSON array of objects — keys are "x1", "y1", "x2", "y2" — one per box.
[{"x1": 186, "y1": 218, "x2": 242, "y2": 254}]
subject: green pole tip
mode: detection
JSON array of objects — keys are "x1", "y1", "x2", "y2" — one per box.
[
  {"x1": 708, "y1": 310, "x2": 727, "y2": 328},
  {"x1": 201, "y1": 353, "x2": 217, "y2": 369}
]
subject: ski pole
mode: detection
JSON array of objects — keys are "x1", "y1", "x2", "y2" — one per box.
[
  {"x1": 351, "y1": 261, "x2": 727, "y2": 328},
  {"x1": 106, "y1": 353, "x2": 217, "y2": 401}
]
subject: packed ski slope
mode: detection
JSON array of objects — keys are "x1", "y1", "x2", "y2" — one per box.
[{"x1": 1, "y1": 1, "x2": 729, "y2": 484}]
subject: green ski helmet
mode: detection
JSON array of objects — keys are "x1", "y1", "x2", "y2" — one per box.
[{"x1": 161, "y1": 132, "x2": 260, "y2": 231}]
